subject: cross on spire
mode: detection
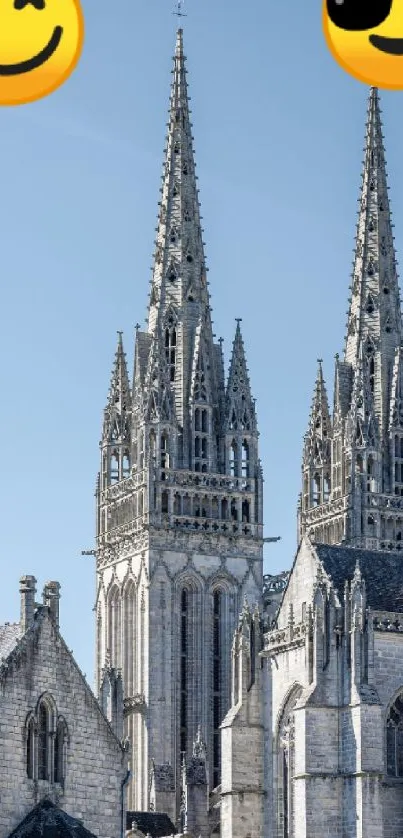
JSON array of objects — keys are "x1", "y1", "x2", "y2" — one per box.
[{"x1": 173, "y1": 0, "x2": 187, "y2": 18}]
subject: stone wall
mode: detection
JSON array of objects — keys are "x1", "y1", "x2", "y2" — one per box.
[{"x1": 0, "y1": 611, "x2": 126, "y2": 838}]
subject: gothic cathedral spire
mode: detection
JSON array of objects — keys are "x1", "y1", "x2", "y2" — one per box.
[
  {"x1": 95, "y1": 29, "x2": 263, "y2": 820},
  {"x1": 299, "y1": 88, "x2": 403, "y2": 550}
]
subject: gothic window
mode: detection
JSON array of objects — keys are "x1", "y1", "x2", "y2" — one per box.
[
  {"x1": 213, "y1": 590, "x2": 223, "y2": 788},
  {"x1": 242, "y1": 499, "x2": 250, "y2": 523},
  {"x1": 38, "y1": 702, "x2": 50, "y2": 780},
  {"x1": 122, "y1": 451, "x2": 130, "y2": 479},
  {"x1": 194, "y1": 408, "x2": 208, "y2": 472},
  {"x1": 231, "y1": 499, "x2": 238, "y2": 521},
  {"x1": 194, "y1": 353, "x2": 207, "y2": 401},
  {"x1": 123, "y1": 581, "x2": 136, "y2": 698},
  {"x1": 174, "y1": 493, "x2": 181, "y2": 515},
  {"x1": 109, "y1": 586, "x2": 121, "y2": 670},
  {"x1": 221, "y1": 498, "x2": 228, "y2": 519},
  {"x1": 53, "y1": 719, "x2": 68, "y2": 784},
  {"x1": 242, "y1": 440, "x2": 249, "y2": 478},
  {"x1": 180, "y1": 588, "x2": 189, "y2": 756},
  {"x1": 110, "y1": 451, "x2": 119, "y2": 484},
  {"x1": 139, "y1": 431, "x2": 145, "y2": 469},
  {"x1": 324, "y1": 474, "x2": 331, "y2": 502},
  {"x1": 165, "y1": 321, "x2": 176, "y2": 382},
  {"x1": 26, "y1": 716, "x2": 35, "y2": 779},
  {"x1": 161, "y1": 490, "x2": 169, "y2": 514},
  {"x1": 277, "y1": 687, "x2": 302, "y2": 838},
  {"x1": 387, "y1": 693, "x2": 403, "y2": 777},
  {"x1": 312, "y1": 473, "x2": 321, "y2": 506},
  {"x1": 160, "y1": 434, "x2": 169, "y2": 471},
  {"x1": 195, "y1": 408, "x2": 201, "y2": 432},
  {"x1": 229, "y1": 440, "x2": 238, "y2": 477}
]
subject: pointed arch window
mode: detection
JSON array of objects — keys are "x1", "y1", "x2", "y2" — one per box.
[
  {"x1": 160, "y1": 433, "x2": 169, "y2": 471},
  {"x1": 38, "y1": 702, "x2": 50, "y2": 780},
  {"x1": 387, "y1": 693, "x2": 403, "y2": 777},
  {"x1": 26, "y1": 716, "x2": 35, "y2": 779},
  {"x1": 213, "y1": 589, "x2": 223, "y2": 788},
  {"x1": 122, "y1": 451, "x2": 130, "y2": 479},
  {"x1": 165, "y1": 321, "x2": 177, "y2": 382},
  {"x1": 180, "y1": 588, "x2": 189, "y2": 757},
  {"x1": 108, "y1": 586, "x2": 121, "y2": 671},
  {"x1": 242, "y1": 440, "x2": 249, "y2": 478},
  {"x1": 194, "y1": 354, "x2": 207, "y2": 402},
  {"x1": 312, "y1": 473, "x2": 321, "y2": 506},
  {"x1": 278, "y1": 687, "x2": 302, "y2": 838},
  {"x1": 54, "y1": 719, "x2": 68, "y2": 784},
  {"x1": 229, "y1": 440, "x2": 238, "y2": 477},
  {"x1": 110, "y1": 451, "x2": 119, "y2": 484}
]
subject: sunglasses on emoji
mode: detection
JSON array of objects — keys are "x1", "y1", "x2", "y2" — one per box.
[{"x1": 327, "y1": 0, "x2": 393, "y2": 31}]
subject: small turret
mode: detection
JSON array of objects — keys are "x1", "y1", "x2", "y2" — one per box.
[{"x1": 301, "y1": 360, "x2": 332, "y2": 517}]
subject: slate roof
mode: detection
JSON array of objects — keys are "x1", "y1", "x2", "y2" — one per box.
[
  {"x1": 7, "y1": 799, "x2": 98, "y2": 838},
  {"x1": 126, "y1": 812, "x2": 176, "y2": 836},
  {"x1": 0, "y1": 622, "x2": 21, "y2": 661},
  {"x1": 315, "y1": 544, "x2": 403, "y2": 612}
]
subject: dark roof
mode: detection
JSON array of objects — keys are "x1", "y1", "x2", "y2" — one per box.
[
  {"x1": 7, "y1": 799, "x2": 98, "y2": 838},
  {"x1": 0, "y1": 622, "x2": 21, "y2": 661},
  {"x1": 315, "y1": 544, "x2": 403, "y2": 612},
  {"x1": 126, "y1": 812, "x2": 176, "y2": 836}
]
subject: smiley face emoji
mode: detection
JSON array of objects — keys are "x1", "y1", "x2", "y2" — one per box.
[
  {"x1": 324, "y1": 0, "x2": 403, "y2": 89},
  {"x1": 0, "y1": 0, "x2": 84, "y2": 106}
]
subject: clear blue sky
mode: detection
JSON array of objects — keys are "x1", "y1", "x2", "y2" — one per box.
[{"x1": 1, "y1": 0, "x2": 403, "y2": 683}]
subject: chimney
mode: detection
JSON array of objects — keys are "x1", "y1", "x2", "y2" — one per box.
[
  {"x1": 43, "y1": 581, "x2": 61, "y2": 629},
  {"x1": 19, "y1": 575, "x2": 37, "y2": 633}
]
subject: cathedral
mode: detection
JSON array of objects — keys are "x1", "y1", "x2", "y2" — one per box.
[
  {"x1": 95, "y1": 25, "x2": 263, "y2": 828},
  {"x1": 94, "y1": 24, "x2": 403, "y2": 838},
  {"x1": 3, "y1": 21, "x2": 403, "y2": 838}
]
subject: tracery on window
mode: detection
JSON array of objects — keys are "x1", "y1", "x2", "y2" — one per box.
[
  {"x1": 387, "y1": 692, "x2": 403, "y2": 777},
  {"x1": 278, "y1": 687, "x2": 302, "y2": 838},
  {"x1": 26, "y1": 696, "x2": 67, "y2": 785}
]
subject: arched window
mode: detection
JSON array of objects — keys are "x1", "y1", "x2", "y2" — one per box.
[
  {"x1": 165, "y1": 323, "x2": 176, "y2": 382},
  {"x1": 124, "y1": 581, "x2": 136, "y2": 699},
  {"x1": 26, "y1": 716, "x2": 35, "y2": 779},
  {"x1": 312, "y1": 473, "x2": 321, "y2": 505},
  {"x1": 122, "y1": 451, "x2": 130, "y2": 478},
  {"x1": 241, "y1": 440, "x2": 249, "y2": 478},
  {"x1": 161, "y1": 490, "x2": 169, "y2": 514},
  {"x1": 387, "y1": 693, "x2": 403, "y2": 777},
  {"x1": 277, "y1": 687, "x2": 302, "y2": 838},
  {"x1": 110, "y1": 452, "x2": 119, "y2": 484},
  {"x1": 160, "y1": 434, "x2": 169, "y2": 471},
  {"x1": 38, "y1": 701, "x2": 50, "y2": 780},
  {"x1": 109, "y1": 586, "x2": 121, "y2": 670},
  {"x1": 180, "y1": 588, "x2": 189, "y2": 757},
  {"x1": 324, "y1": 474, "x2": 331, "y2": 502},
  {"x1": 213, "y1": 590, "x2": 223, "y2": 788},
  {"x1": 229, "y1": 441, "x2": 238, "y2": 477},
  {"x1": 54, "y1": 719, "x2": 68, "y2": 784}
]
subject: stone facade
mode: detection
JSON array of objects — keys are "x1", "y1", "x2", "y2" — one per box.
[
  {"x1": 220, "y1": 87, "x2": 403, "y2": 838},
  {"x1": 94, "y1": 27, "x2": 263, "y2": 823},
  {"x1": 0, "y1": 576, "x2": 127, "y2": 838}
]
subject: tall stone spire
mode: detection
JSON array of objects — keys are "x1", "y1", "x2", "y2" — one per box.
[
  {"x1": 225, "y1": 320, "x2": 256, "y2": 434},
  {"x1": 299, "y1": 88, "x2": 403, "y2": 549},
  {"x1": 147, "y1": 28, "x2": 209, "y2": 335},
  {"x1": 100, "y1": 332, "x2": 131, "y2": 489},
  {"x1": 301, "y1": 361, "x2": 331, "y2": 511},
  {"x1": 345, "y1": 86, "x2": 402, "y2": 435}
]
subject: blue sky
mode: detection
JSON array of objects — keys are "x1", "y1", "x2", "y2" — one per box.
[{"x1": 1, "y1": 0, "x2": 403, "y2": 683}]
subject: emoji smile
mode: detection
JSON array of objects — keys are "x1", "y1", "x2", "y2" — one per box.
[
  {"x1": 0, "y1": 25, "x2": 63, "y2": 75},
  {"x1": 369, "y1": 34, "x2": 403, "y2": 56}
]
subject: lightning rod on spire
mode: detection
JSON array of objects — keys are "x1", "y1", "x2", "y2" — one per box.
[{"x1": 173, "y1": 0, "x2": 187, "y2": 18}]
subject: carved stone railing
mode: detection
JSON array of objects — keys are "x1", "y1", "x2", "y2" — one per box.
[
  {"x1": 169, "y1": 515, "x2": 258, "y2": 537},
  {"x1": 262, "y1": 620, "x2": 309, "y2": 654},
  {"x1": 373, "y1": 611, "x2": 403, "y2": 633},
  {"x1": 302, "y1": 495, "x2": 348, "y2": 524},
  {"x1": 159, "y1": 467, "x2": 255, "y2": 494},
  {"x1": 100, "y1": 469, "x2": 147, "y2": 504}
]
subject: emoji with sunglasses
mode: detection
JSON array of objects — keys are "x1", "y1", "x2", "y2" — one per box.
[
  {"x1": 0, "y1": 0, "x2": 84, "y2": 105},
  {"x1": 324, "y1": 0, "x2": 403, "y2": 89}
]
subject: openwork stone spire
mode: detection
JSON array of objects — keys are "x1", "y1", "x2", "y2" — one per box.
[
  {"x1": 345, "y1": 87, "x2": 401, "y2": 434},
  {"x1": 303, "y1": 361, "x2": 331, "y2": 465},
  {"x1": 225, "y1": 320, "x2": 256, "y2": 433},
  {"x1": 102, "y1": 332, "x2": 131, "y2": 444},
  {"x1": 147, "y1": 28, "x2": 209, "y2": 335},
  {"x1": 299, "y1": 88, "x2": 403, "y2": 549}
]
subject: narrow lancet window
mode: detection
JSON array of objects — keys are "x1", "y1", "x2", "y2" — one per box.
[
  {"x1": 213, "y1": 590, "x2": 223, "y2": 788},
  {"x1": 180, "y1": 589, "x2": 189, "y2": 757}
]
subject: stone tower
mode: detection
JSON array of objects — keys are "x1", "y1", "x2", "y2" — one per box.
[
  {"x1": 299, "y1": 86, "x2": 403, "y2": 551},
  {"x1": 94, "y1": 29, "x2": 263, "y2": 817}
]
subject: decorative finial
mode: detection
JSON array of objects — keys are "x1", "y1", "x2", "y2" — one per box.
[
  {"x1": 173, "y1": 0, "x2": 186, "y2": 18},
  {"x1": 317, "y1": 358, "x2": 323, "y2": 365},
  {"x1": 135, "y1": 323, "x2": 141, "y2": 332}
]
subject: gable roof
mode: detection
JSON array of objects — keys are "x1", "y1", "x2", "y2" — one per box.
[
  {"x1": 126, "y1": 812, "x2": 177, "y2": 836},
  {"x1": 7, "y1": 799, "x2": 98, "y2": 838},
  {"x1": 315, "y1": 544, "x2": 403, "y2": 612},
  {"x1": 0, "y1": 622, "x2": 21, "y2": 661}
]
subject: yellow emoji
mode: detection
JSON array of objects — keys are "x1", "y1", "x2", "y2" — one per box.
[
  {"x1": 0, "y1": 0, "x2": 84, "y2": 106},
  {"x1": 324, "y1": 0, "x2": 403, "y2": 90}
]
